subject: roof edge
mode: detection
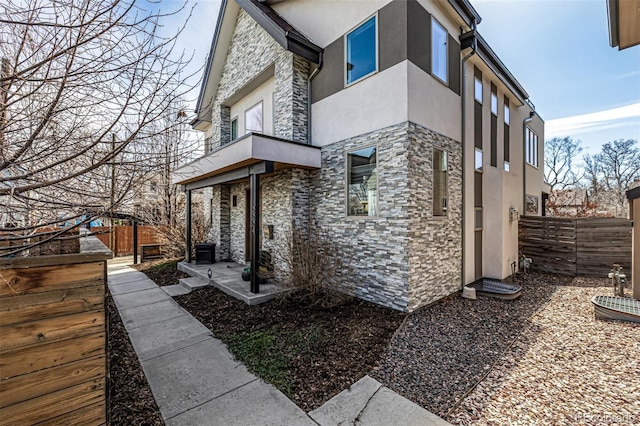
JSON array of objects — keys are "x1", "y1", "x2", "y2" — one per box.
[
  {"x1": 462, "y1": 29, "x2": 529, "y2": 104},
  {"x1": 606, "y1": 0, "x2": 620, "y2": 48},
  {"x1": 195, "y1": 0, "x2": 228, "y2": 114},
  {"x1": 448, "y1": 0, "x2": 482, "y2": 26}
]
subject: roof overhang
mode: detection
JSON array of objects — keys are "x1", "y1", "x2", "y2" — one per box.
[
  {"x1": 172, "y1": 134, "x2": 321, "y2": 190},
  {"x1": 607, "y1": 0, "x2": 640, "y2": 50},
  {"x1": 447, "y1": 0, "x2": 482, "y2": 27},
  {"x1": 461, "y1": 29, "x2": 529, "y2": 105},
  {"x1": 627, "y1": 186, "x2": 640, "y2": 200}
]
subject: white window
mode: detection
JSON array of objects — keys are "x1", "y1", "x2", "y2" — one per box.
[
  {"x1": 504, "y1": 103, "x2": 510, "y2": 125},
  {"x1": 347, "y1": 146, "x2": 377, "y2": 216},
  {"x1": 245, "y1": 102, "x2": 263, "y2": 134},
  {"x1": 504, "y1": 161, "x2": 510, "y2": 172},
  {"x1": 475, "y1": 148, "x2": 483, "y2": 170},
  {"x1": 231, "y1": 117, "x2": 238, "y2": 141},
  {"x1": 433, "y1": 148, "x2": 448, "y2": 216},
  {"x1": 474, "y1": 77, "x2": 482, "y2": 103},
  {"x1": 491, "y1": 92, "x2": 498, "y2": 115},
  {"x1": 525, "y1": 127, "x2": 539, "y2": 167},
  {"x1": 431, "y1": 18, "x2": 448, "y2": 83},
  {"x1": 346, "y1": 16, "x2": 377, "y2": 85}
]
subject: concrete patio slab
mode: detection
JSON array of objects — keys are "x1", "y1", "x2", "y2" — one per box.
[
  {"x1": 162, "y1": 284, "x2": 191, "y2": 297},
  {"x1": 109, "y1": 278, "x2": 158, "y2": 295},
  {"x1": 165, "y1": 379, "x2": 316, "y2": 426},
  {"x1": 308, "y1": 375, "x2": 382, "y2": 425},
  {"x1": 118, "y1": 299, "x2": 188, "y2": 330},
  {"x1": 112, "y1": 287, "x2": 171, "y2": 311},
  {"x1": 126, "y1": 314, "x2": 212, "y2": 361},
  {"x1": 140, "y1": 338, "x2": 257, "y2": 420},
  {"x1": 108, "y1": 270, "x2": 150, "y2": 286},
  {"x1": 358, "y1": 386, "x2": 451, "y2": 426}
]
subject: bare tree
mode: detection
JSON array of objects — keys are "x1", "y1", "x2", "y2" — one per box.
[
  {"x1": 544, "y1": 136, "x2": 582, "y2": 191},
  {"x1": 0, "y1": 0, "x2": 198, "y2": 256},
  {"x1": 582, "y1": 139, "x2": 640, "y2": 217}
]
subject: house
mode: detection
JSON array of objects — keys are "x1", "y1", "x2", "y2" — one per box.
[{"x1": 173, "y1": 0, "x2": 546, "y2": 312}]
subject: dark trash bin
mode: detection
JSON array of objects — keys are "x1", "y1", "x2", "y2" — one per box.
[{"x1": 195, "y1": 243, "x2": 216, "y2": 264}]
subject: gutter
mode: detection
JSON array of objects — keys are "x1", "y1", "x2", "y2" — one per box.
[
  {"x1": 460, "y1": 23, "x2": 478, "y2": 290},
  {"x1": 307, "y1": 53, "x2": 323, "y2": 144}
]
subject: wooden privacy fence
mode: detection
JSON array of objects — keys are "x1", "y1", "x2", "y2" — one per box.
[
  {"x1": 0, "y1": 236, "x2": 111, "y2": 425},
  {"x1": 90, "y1": 225, "x2": 163, "y2": 257},
  {"x1": 519, "y1": 216, "x2": 632, "y2": 277}
]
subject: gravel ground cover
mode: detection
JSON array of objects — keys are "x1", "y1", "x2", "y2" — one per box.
[
  {"x1": 372, "y1": 272, "x2": 640, "y2": 425},
  {"x1": 448, "y1": 276, "x2": 640, "y2": 425},
  {"x1": 371, "y1": 272, "x2": 565, "y2": 418}
]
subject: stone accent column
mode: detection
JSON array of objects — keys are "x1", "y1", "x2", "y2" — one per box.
[
  {"x1": 219, "y1": 105, "x2": 231, "y2": 146},
  {"x1": 219, "y1": 186, "x2": 231, "y2": 260}
]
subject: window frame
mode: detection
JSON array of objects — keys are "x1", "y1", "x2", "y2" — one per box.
[
  {"x1": 474, "y1": 147, "x2": 483, "y2": 171},
  {"x1": 433, "y1": 147, "x2": 449, "y2": 217},
  {"x1": 474, "y1": 76, "x2": 483, "y2": 103},
  {"x1": 345, "y1": 144, "x2": 379, "y2": 218},
  {"x1": 431, "y1": 17, "x2": 448, "y2": 84},
  {"x1": 344, "y1": 14, "x2": 379, "y2": 87},
  {"x1": 231, "y1": 116, "x2": 238, "y2": 142},
  {"x1": 244, "y1": 101, "x2": 263, "y2": 135},
  {"x1": 504, "y1": 103, "x2": 510, "y2": 125},
  {"x1": 491, "y1": 91, "x2": 498, "y2": 116},
  {"x1": 525, "y1": 127, "x2": 539, "y2": 168}
]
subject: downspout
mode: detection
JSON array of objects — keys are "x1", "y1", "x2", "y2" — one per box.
[
  {"x1": 522, "y1": 107, "x2": 534, "y2": 215},
  {"x1": 460, "y1": 22, "x2": 477, "y2": 290},
  {"x1": 307, "y1": 53, "x2": 323, "y2": 145}
]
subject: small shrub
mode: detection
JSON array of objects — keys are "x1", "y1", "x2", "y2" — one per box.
[{"x1": 276, "y1": 224, "x2": 354, "y2": 308}]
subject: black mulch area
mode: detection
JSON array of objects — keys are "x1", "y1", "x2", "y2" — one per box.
[
  {"x1": 370, "y1": 272, "x2": 573, "y2": 418},
  {"x1": 107, "y1": 296, "x2": 164, "y2": 425},
  {"x1": 132, "y1": 258, "x2": 188, "y2": 286},
  {"x1": 175, "y1": 287, "x2": 406, "y2": 411}
]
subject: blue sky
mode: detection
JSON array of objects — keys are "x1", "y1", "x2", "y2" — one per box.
[{"x1": 166, "y1": 0, "x2": 640, "y2": 156}]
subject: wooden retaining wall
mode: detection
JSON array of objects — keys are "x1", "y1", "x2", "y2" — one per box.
[
  {"x1": 0, "y1": 236, "x2": 112, "y2": 425},
  {"x1": 519, "y1": 216, "x2": 632, "y2": 277}
]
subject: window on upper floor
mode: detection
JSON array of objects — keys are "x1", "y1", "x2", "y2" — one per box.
[
  {"x1": 431, "y1": 18, "x2": 448, "y2": 83},
  {"x1": 231, "y1": 117, "x2": 238, "y2": 141},
  {"x1": 433, "y1": 148, "x2": 448, "y2": 216},
  {"x1": 474, "y1": 76, "x2": 483, "y2": 103},
  {"x1": 347, "y1": 146, "x2": 377, "y2": 217},
  {"x1": 346, "y1": 16, "x2": 377, "y2": 86},
  {"x1": 491, "y1": 91, "x2": 498, "y2": 115},
  {"x1": 504, "y1": 103, "x2": 510, "y2": 125},
  {"x1": 525, "y1": 127, "x2": 539, "y2": 167},
  {"x1": 245, "y1": 102, "x2": 263, "y2": 134},
  {"x1": 475, "y1": 147, "x2": 483, "y2": 171}
]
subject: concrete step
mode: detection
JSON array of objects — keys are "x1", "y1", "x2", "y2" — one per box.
[
  {"x1": 162, "y1": 285, "x2": 191, "y2": 297},
  {"x1": 179, "y1": 277, "x2": 209, "y2": 291}
]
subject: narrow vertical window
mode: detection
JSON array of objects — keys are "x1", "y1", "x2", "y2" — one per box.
[
  {"x1": 474, "y1": 76, "x2": 483, "y2": 103},
  {"x1": 245, "y1": 102, "x2": 263, "y2": 134},
  {"x1": 433, "y1": 148, "x2": 448, "y2": 216},
  {"x1": 504, "y1": 97, "x2": 510, "y2": 171},
  {"x1": 491, "y1": 92, "x2": 498, "y2": 115},
  {"x1": 346, "y1": 16, "x2": 377, "y2": 85},
  {"x1": 504, "y1": 103, "x2": 510, "y2": 125},
  {"x1": 231, "y1": 117, "x2": 238, "y2": 141},
  {"x1": 347, "y1": 146, "x2": 377, "y2": 216},
  {"x1": 525, "y1": 127, "x2": 539, "y2": 167},
  {"x1": 475, "y1": 148, "x2": 483, "y2": 170},
  {"x1": 431, "y1": 18, "x2": 448, "y2": 83}
]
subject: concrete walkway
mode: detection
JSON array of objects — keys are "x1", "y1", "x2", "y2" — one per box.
[{"x1": 107, "y1": 257, "x2": 451, "y2": 426}]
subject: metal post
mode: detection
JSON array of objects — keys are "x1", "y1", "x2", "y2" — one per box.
[
  {"x1": 132, "y1": 219, "x2": 138, "y2": 264},
  {"x1": 186, "y1": 189, "x2": 192, "y2": 263},
  {"x1": 250, "y1": 173, "x2": 260, "y2": 294}
]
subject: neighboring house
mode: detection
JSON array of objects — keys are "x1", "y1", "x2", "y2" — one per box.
[{"x1": 173, "y1": 0, "x2": 546, "y2": 312}]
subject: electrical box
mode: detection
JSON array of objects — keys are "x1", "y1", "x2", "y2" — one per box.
[{"x1": 509, "y1": 207, "x2": 519, "y2": 222}]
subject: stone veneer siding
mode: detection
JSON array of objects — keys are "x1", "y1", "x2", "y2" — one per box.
[
  {"x1": 310, "y1": 121, "x2": 462, "y2": 312},
  {"x1": 310, "y1": 123, "x2": 412, "y2": 311},
  {"x1": 406, "y1": 123, "x2": 462, "y2": 311},
  {"x1": 208, "y1": 10, "x2": 310, "y2": 150}
]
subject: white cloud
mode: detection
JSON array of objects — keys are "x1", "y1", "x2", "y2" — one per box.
[{"x1": 545, "y1": 103, "x2": 640, "y2": 138}]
